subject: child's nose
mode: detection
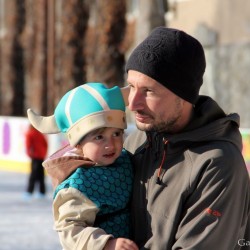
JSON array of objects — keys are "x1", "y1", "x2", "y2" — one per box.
[{"x1": 104, "y1": 138, "x2": 115, "y2": 150}]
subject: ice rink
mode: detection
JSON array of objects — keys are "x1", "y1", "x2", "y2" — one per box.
[{"x1": 0, "y1": 170, "x2": 61, "y2": 250}]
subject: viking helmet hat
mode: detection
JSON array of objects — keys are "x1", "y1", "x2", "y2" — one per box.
[{"x1": 27, "y1": 83, "x2": 129, "y2": 146}]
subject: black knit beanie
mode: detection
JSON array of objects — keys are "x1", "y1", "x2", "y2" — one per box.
[{"x1": 125, "y1": 27, "x2": 206, "y2": 104}]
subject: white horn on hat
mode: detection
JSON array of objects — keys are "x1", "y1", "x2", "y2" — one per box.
[
  {"x1": 121, "y1": 86, "x2": 130, "y2": 106},
  {"x1": 27, "y1": 108, "x2": 60, "y2": 134}
]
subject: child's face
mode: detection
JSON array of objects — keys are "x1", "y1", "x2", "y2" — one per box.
[{"x1": 78, "y1": 127, "x2": 124, "y2": 166}]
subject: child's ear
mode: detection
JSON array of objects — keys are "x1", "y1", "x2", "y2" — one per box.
[{"x1": 75, "y1": 144, "x2": 84, "y2": 156}]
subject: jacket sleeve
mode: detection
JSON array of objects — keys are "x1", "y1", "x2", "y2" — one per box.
[
  {"x1": 25, "y1": 131, "x2": 34, "y2": 158},
  {"x1": 53, "y1": 187, "x2": 113, "y2": 250},
  {"x1": 172, "y1": 148, "x2": 250, "y2": 250}
]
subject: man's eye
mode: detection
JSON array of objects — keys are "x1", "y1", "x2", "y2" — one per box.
[{"x1": 146, "y1": 88, "x2": 153, "y2": 93}]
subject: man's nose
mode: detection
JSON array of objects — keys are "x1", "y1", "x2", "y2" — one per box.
[{"x1": 128, "y1": 90, "x2": 143, "y2": 111}]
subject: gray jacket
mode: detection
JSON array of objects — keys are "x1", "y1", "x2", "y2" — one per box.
[{"x1": 124, "y1": 96, "x2": 250, "y2": 250}]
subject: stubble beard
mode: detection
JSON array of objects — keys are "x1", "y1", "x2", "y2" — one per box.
[
  {"x1": 135, "y1": 115, "x2": 181, "y2": 133},
  {"x1": 135, "y1": 97, "x2": 183, "y2": 133}
]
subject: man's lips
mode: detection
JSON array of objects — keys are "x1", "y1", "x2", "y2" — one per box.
[{"x1": 135, "y1": 112, "x2": 151, "y2": 122}]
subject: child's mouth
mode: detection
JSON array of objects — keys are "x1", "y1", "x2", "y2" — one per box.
[{"x1": 103, "y1": 153, "x2": 115, "y2": 158}]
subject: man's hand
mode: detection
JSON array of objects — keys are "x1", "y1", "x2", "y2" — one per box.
[{"x1": 104, "y1": 238, "x2": 138, "y2": 250}]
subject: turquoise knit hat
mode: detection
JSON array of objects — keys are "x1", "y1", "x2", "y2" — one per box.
[{"x1": 27, "y1": 83, "x2": 129, "y2": 146}]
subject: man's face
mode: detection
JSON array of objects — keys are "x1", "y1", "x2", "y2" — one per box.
[{"x1": 127, "y1": 70, "x2": 186, "y2": 133}]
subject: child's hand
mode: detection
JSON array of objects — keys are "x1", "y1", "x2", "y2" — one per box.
[{"x1": 104, "y1": 238, "x2": 138, "y2": 250}]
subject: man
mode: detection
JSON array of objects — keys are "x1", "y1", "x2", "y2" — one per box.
[
  {"x1": 123, "y1": 27, "x2": 250, "y2": 249},
  {"x1": 40, "y1": 27, "x2": 250, "y2": 249}
]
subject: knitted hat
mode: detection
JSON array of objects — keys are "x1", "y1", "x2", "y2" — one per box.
[
  {"x1": 125, "y1": 27, "x2": 206, "y2": 104},
  {"x1": 27, "y1": 83, "x2": 129, "y2": 146}
]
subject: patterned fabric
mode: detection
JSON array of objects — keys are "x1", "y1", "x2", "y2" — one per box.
[{"x1": 54, "y1": 149, "x2": 133, "y2": 238}]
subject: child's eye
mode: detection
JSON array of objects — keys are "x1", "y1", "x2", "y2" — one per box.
[
  {"x1": 94, "y1": 135, "x2": 103, "y2": 140},
  {"x1": 113, "y1": 131, "x2": 122, "y2": 137}
]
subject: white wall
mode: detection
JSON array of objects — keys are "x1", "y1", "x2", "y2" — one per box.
[
  {"x1": 0, "y1": 116, "x2": 249, "y2": 175},
  {"x1": 0, "y1": 116, "x2": 67, "y2": 172}
]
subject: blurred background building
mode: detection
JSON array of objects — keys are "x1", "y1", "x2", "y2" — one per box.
[
  {"x1": 0, "y1": 0, "x2": 250, "y2": 127},
  {"x1": 166, "y1": 0, "x2": 250, "y2": 129}
]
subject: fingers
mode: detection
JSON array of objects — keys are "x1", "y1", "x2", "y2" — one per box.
[
  {"x1": 104, "y1": 238, "x2": 139, "y2": 250},
  {"x1": 115, "y1": 238, "x2": 139, "y2": 250},
  {"x1": 122, "y1": 239, "x2": 138, "y2": 250}
]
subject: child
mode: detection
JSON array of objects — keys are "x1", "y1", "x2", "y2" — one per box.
[
  {"x1": 27, "y1": 83, "x2": 138, "y2": 250},
  {"x1": 24, "y1": 124, "x2": 48, "y2": 199}
]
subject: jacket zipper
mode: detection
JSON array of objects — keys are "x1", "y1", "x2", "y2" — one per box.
[{"x1": 156, "y1": 138, "x2": 168, "y2": 184}]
